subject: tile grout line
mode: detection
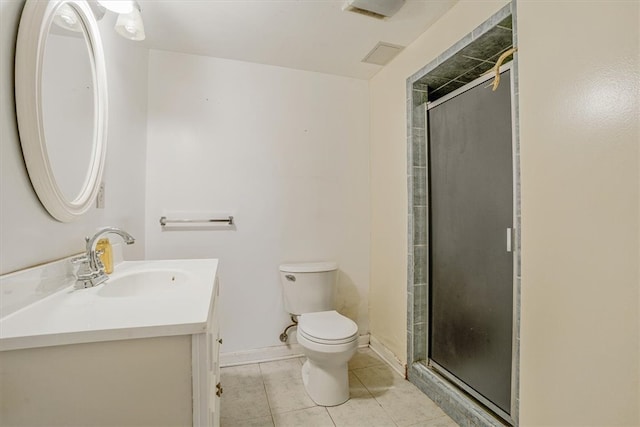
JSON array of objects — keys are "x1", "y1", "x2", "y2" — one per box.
[
  {"x1": 350, "y1": 363, "x2": 442, "y2": 427},
  {"x1": 223, "y1": 354, "x2": 453, "y2": 427},
  {"x1": 348, "y1": 362, "x2": 401, "y2": 427},
  {"x1": 324, "y1": 406, "x2": 338, "y2": 427},
  {"x1": 258, "y1": 362, "x2": 278, "y2": 426},
  {"x1": 260, "y1": 358, "x2": 322, "y2": 422}
]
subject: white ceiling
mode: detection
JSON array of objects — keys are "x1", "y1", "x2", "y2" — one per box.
[{"x1": 138, "y1": 0, "x2": 458, "y2": 80}]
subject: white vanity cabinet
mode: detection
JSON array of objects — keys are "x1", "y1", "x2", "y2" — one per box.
[
  {"x1": 0, "y1": 259, "x2": 221, "y2": 427},
  {"x1": 192, "y1": 277, "x2": 222, "y2": 427}
]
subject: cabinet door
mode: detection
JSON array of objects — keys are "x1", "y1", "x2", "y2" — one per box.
[
  {"x1": 191, "y1": 333, "x2": 211, "y2": 427},
  {"x1": 194, "y1": 277, "x2": 221, "y2": 427},
  {"x1": 213, "y1": 330, "x2": 221, "y2": 427},
  {"x1": 210, "y1": 278, "x2": 221, "y2": 427}
]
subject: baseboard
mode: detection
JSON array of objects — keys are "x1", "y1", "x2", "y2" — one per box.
[
  {"x1": 368, "y1": 334, "x2": 406, "y2": 378},
  {"x1": 220, "y1": 334, "x2": 370, "y2": 367}
]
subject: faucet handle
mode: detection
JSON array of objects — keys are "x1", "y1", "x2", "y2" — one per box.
[
  {"x1": 70, "y1": 254, "x2": 90, "y2": 264},
  {"x1": 94, "y1": 252, "x2": 105, "y2": 270}
]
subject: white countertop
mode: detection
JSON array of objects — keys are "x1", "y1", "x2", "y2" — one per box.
[{"x1": 0, "y1": 259, "x2": 219, "y2": 352}]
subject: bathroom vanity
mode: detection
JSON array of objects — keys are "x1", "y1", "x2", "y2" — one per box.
[{"x1": 0, "y1": 259, "x2": 221, "y2": 427}]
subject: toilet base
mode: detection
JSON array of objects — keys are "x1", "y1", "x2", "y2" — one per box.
[{"x1": 301, "y1": 358, "x2": 350, "y2": 407}]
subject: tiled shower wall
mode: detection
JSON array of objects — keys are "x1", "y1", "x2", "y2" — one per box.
[
  {"x1": 407, "y1": 86, "x2": 429, "y2": 365},
  {"x1": 405, "y1": 3, "x2": 521, "y2": 426}
]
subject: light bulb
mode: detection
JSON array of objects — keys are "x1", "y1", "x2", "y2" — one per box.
[{"x1": 114, "y1": 7, "x2": 145, "y2": 41}]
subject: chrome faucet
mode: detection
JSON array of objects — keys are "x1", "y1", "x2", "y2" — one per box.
[{"x1": 71, "y1": 227, "x2": 135, "y2": 289}]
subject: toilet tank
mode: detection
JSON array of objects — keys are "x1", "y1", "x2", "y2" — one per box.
[{"x1": 279, "y1": 262, "x2": 338, "y2": 315}]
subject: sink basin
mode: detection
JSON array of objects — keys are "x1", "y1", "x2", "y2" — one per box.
[
  {"x1": 98, "y1": 269, "x2": 190, "y2": 297},
  {"x1": 0, "y1": 259, "x2": 219, "y2": 352}
]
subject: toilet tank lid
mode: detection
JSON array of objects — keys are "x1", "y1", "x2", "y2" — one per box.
[{"x1": 279, "y1": 262, "x2": 338, "y2": 273}]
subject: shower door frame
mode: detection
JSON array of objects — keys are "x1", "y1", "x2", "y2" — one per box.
[
  {"x1": 405, "y1": 4, "x2": 521, "y2": 427},
  {"x1": 426, "y1": 63, "x2": 515, "y2": 424}
]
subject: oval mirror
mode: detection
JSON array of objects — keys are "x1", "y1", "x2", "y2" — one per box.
[{"x1": 15, "y1": 0, "x2": 108, "y2": 222}]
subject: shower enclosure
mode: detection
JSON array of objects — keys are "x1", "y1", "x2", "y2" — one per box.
[
  {"x1": 405, "y1": 5, "x2": 521, "y2": 426},
  {"x1": 428, "y1": 70, "x2": 513, "y2": 418}
]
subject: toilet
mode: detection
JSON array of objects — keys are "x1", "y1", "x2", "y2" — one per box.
[{"x1": 279, "y1": 262, "x2": 358, "y2": 406}]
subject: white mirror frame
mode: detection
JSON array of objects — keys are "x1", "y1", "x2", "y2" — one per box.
[{"x1": 15, "y1": 0, "x2": 108, "y2": 222}]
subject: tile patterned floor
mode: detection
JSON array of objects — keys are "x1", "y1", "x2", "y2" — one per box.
[{"x1": 220, "y1": 348, "x2": 458, "y2": 427}]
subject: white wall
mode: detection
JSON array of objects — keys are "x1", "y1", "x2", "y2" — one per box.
[
  {"x1": 145, "y1": 50, "x2": 370, "y2": 353},
  {"x1": 0, "y1": 1, "x2": 148, "y2": 274},
  {"x1": 517, "y1": 1, "x2": 639, "y2": 424},
  {"x1": 369, "y1": 0, "x2": 639, "y2": 425}
]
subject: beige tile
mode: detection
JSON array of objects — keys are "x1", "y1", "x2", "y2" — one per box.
[
  {"x1": 327, "y1": 396, "x2": 397, "y2": 427},
  {"x1": 348, "y1": 371, "x2": 372, "y2": 399},
  {"x1": 265, "y1": 376, "x2": 317, "y2": 414},
  {"x1": 348, "y1": 348, "x2": 385, "y2": 370},
  {"x1": 221, "y1": 383, "x2": 271, "y2": 422},
  {"x1": 221, "y1": 415, "x2": 275, "y2": 427},
  {"x1": 406, "y1": 415, "x2": 459, "y2": 427},
  {"x1": 273, "y1": 406, "x2": 335, "y2": 427},
  {"x1": 374, "y1": 385, "x2": 447, "y2": 427},
  {"x1": 221, "y1": 363, "x2": 263, "y2": 391},
  {"x1": 351, "y1": 364, "x2": 410, "y2": 397},
  {"x1": 260, "y1": 358, "x2": 303, "y2": 385},
  {"x1": 222, "y1": 358, "x2": 451, "y2": 427},
  {"x1": 351, "y1": 364, "x2": 446, "y2": 426}
]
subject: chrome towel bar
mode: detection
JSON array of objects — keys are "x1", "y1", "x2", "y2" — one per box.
[{"x1": 159, "y1": 216, "x2": 234, "y2": 226}]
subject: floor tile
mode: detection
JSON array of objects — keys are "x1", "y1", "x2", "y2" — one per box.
[
  {"x1": 260, "y1": 358, "x2": 303, "y2": 385},
  {"x1": 221, "y1": 349, "x2": 457, "y2": 427},
  {"x1": 351, "y1": 364, "x2": 409, "y2": 397},
  {"x1": 348, "y1": 348, "x2": 385, "y2": 370},
  {"x1": 221, "y1": 363, "x2": 263, "y2": 391},
  {"x1": 406, "y1": 415, "x2": 459, "y2": 427},
  {"x1": 348, "y1": 371, "x2": 372, "y2": 399},
  {"x1": 220, "y1": 383, "x2": 271, "y2": 422},
  {"x1": 265, "y1": 376, "x2": 316, "y2": 414},
  {"x1": 327, "y1": 396, "x2": 397, "y2": 427},
  {"x1": 352, "y1": 364, "x2": 453, "y2": 426},
  {"x1": 221, "y1": 415, "x2": 275, "y2": 427},
  {"x1": 374, "y1": 385, "x2": 448, "y2": 427},
  {"x1": 273, "y1": 407, "x2": 335, "y2": 427}
]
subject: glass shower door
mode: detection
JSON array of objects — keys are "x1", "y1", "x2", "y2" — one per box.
[{"x1": 427, "y1": 71, "x2": 514, "y2": 418}]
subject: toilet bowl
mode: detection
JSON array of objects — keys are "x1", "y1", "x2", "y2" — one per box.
[
  {"x1": 297, "y1": 310, "x2": 358, "y2": 406},
  {"x1": 278, "y1": 262, "x2": 359, "y2": 406}
]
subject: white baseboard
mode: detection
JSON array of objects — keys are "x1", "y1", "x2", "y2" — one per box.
[
  {"x1": 220, "y1": 334, "x2": 370, "y2": 367},
  {"x1": 369, "y1": 334, "x2": 406, "y2": 378}
]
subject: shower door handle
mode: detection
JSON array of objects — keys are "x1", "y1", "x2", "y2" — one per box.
[{"x1": 506, "y1": 228, "x2": 513, "y2": 252}]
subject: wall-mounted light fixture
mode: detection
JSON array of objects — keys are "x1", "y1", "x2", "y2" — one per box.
[
  {"x1": 114, "y1": 4, "x2": 145, "y2": 40},
  {"x1": 91, "y1": 0, "x2": 145, "y2": 41}
]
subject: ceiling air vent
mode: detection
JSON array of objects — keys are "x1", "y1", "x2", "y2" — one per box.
[
  {"x1": 362, "y1": 42, "x2": 404, "y2": 66},
  {"x1": 343, "y1": 0, "x2": 405, "y2": 19}
]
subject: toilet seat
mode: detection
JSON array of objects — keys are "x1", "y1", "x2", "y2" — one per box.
[
  {"x1": 298, "y1": 329, "x2": 358, "y2": 345},
  {"x1": 298, "y1": 310, "x2": 358, "y2": 345}
]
